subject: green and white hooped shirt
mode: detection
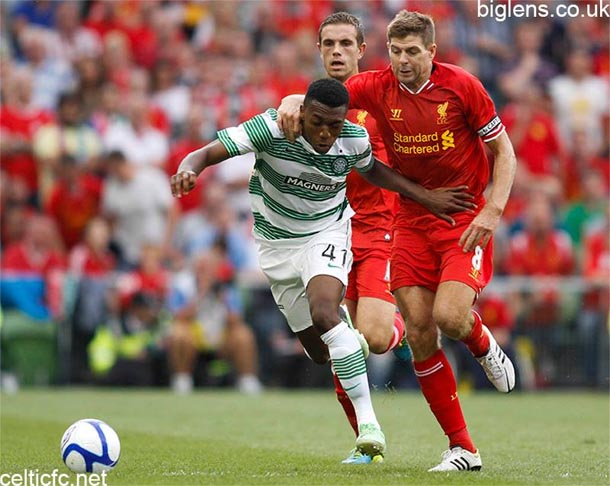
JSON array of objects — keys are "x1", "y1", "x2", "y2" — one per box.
[{"x1": 217, "y1": 108, "x2": 374, "y2": 241}]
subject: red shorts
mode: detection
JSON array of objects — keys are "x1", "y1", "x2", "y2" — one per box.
[
  {"x1": 391, "y1": 214, "x2": 494, "y2": 296},
  {"x1": 346, "y1": 246, "x2": 395, "y2": 304}
]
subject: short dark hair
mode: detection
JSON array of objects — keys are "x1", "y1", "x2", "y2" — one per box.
[
  {"x1": 304, "y1": 78, "x2": 349, "y2": 109},
  {"x1": 105, "y1": 149, "x2": 127, "y2": 163},
  {"x1": 387, "y1": 10, "x2": 435, "y2": 47},
  {"x1": 318, "y1": 12, "x2": 365, "y2": 46},
  {"x1": 59, "y1": 153, "x2": 78, "y2": 166},
  {"x1": 58, "y1": 91, "x2": 82, "y2": 108}
]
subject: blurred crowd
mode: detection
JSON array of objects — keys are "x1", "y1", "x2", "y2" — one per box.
[{"x1": 0, "y1": 0, "x2": 608, "y2": 392}]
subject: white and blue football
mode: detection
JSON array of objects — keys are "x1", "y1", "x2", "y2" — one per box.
[{"x1": 60, "y1": 419, "x2": 120, "y2": 474}]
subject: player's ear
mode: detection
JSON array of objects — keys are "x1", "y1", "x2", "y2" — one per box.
[
  {"x1": 358, "y1": 41, "x2": 367, "y2": 59},
  {"x1": 429, "y1": 43, "x2": 437, "y2": 59}
]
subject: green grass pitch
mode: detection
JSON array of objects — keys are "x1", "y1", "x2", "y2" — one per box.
[{"x1": 1, "y1": 389, "x2": 608, "y2": 485}]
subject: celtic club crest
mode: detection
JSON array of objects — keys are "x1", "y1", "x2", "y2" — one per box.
[{"x1": 332, "y1": 157, "x2": 348, "y2": 175}]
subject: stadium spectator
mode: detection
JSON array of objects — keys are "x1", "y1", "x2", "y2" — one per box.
[
  {"x1": 0, "y1": 167, "x2": 36, "y2": 249},
  {"x1": 251, "y1": 2, "x2": 284, "y2": 55},
  {"x1": 562, "y1": 129, "x2": 609, "y2": 202},
  {"x1": 150, "y1": 60, "x2": 191, "y2": 136},
  {"x1": 549, "y1": 48, "x2": 609, "y2": 156},
  {"x1": 101, "y1": 150, "x2": 176, "y2": 269},
  {"x1": 500, "y1": 84, "x2": 566, "y2": 203},
  {"x1": 44, "y1": 154, "x2": 103, "y2": 249},
  {"x1": 1, "y1": 201, "x2": 32, "y2": 250},
  {"x1": 508, "y1": 193, "x2": 575, "y2": 278},
  {"x1": 89, "y1": 82, "x2": 125, "y2": 137},
  {"x1": 102, "y1": 92, "x2": 169, "y2": 171},
  {"x1": 166, "y1": 248, "x2": 263, "y2": 395},
  {"x1": 53, "y1": 1, "x2": 102, "y2": 64},
  {"x1": 33, "y1": 91, "x2": 103, "y2": 203},
  {"x1": 451, "y1": 1, "x2": 512, "y2": 99},
  {"x1": 173, "y1": 180, "x2": 258, "y2": 276},
  {"x1": 506, "y1": 193, "x2": 575, "y2": 386},
  {"x1": 579, "y1": 213, "x2": 609, "y2": 386},
  {"x1": 126, "y1": 66, "x2": 171, "y2": 136},
  {"x1": 99, "y1": 27, "x2": 134, "y2": 93},
  {"x1": 165, "y1": 105, "x2": 213, "y2": 214},
  {"x1": 67, "y1": 217, "x2": 117, "y2": 383},
  {"x1": 10, "y1": 0, "x2": 57, "y2": 45},
  {"x1": 15, "y1": 25, "x2": 74, "y2": 110},
  {"x1": 0, "y1": 213, "x2": 65, "y2": 321},
  {"x1": 497, "y1": 20, "x2": 557, "y2": 103},
  {"x1": 115, "y1": 243, "x2": 170, "y2": 312},
  {"x1": 267, "y1": 40, "x2": 313, "y2": 102},
  {"x1": 433, "y1": 16, "x2": 475, "y2": 70},
  {"x1": 0, "y1": 66, "x2": 53, "y2": 203},
  {"x1": 73, "y1": 56, "x2": 107, "y2": 121},
  {"x1": 89, "y1": 290, "x2": 165, "y2": 387},
  {"x1": 561, "y1": 171, "x2": 608, "y2": 250}
]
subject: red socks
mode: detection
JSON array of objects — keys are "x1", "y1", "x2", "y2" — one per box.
[
  {"x1": 414, "y1": 349, "x2": 476, "y2": 453},
  {"x1": 384, "y1": 311, "x2": 406, "y2": 352},
  {"x1": 333, "y1": 371, "x2": 358, "y2": 436},
  {"x1": 462, "y1": 309, "x2": 490, "y2": 357}
]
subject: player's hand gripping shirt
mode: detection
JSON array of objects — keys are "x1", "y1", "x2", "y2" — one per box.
[
  {"x1": 217, "y1": 109, "x2": 374, "y2": 240},
  {"x1": 345, "y1": 62, "x2": 505, "y2": 220}
]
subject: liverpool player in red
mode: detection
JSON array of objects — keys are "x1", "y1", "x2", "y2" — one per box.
[{"x1": 279, "y1": 10, "x2": 517, "y2": 472}]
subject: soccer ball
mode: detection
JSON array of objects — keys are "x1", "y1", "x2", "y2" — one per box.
[{"x1": 60, "y1": 419, "x2": 120, "y2": 474}]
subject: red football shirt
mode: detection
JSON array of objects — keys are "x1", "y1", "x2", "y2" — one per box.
[
  {"x1": 345, "y1": 63, "x2": 504, "y2": 222},
  {"x1": 46, "y1": 174, "x2": 103, "y2": 248},
  {"x1": 507, "y1": 231, "x2": 575, "y2": 276},
  {"x1": 346, "y1": 108, "x2": 395, "y2": 248},
  {"x1": 501, "y1": 104, "x2": 562, "y2": 176},
  {"x1": 0, "y1": 106, "x2": 53, "y2": 192}
]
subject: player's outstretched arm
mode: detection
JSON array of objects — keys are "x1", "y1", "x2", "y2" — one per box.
[
  {"x1": 459, "y1": 131, "x2": 516, "y2": 252},
  {"x1": 170, "y1": 140, "x2": 231, "y2": 198},
  {"x1": 277, "y1": 94, "x2": 305, "y2": 142},
  {"x1": 360, "y1": 159, "x2": 477, "y2": 226}
]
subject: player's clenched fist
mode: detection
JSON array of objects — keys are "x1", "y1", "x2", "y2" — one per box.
[{"x1": 170, "y1": 170, "x2": 197, "y2": 197}]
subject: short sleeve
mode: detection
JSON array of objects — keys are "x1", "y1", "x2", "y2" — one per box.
[
  {"x1": 351, "y1": 132, "x2": 374, "y2": 173},
  {"x1": 217, "y1": 109, "x2": 282, "y2": 157},
  {"x1": 461, "y1": 74, "x2": 505, "y2": 143}
]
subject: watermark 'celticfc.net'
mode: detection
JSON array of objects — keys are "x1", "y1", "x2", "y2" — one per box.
[{"x1": 0, "y1": 469, "x2": 108, "y2": 486}]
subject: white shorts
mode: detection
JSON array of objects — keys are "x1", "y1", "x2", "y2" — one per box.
[{"x1": 255, "y1": 220, "x2": 353, "y2": 333}]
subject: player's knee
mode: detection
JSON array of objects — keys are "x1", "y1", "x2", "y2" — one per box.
[
  {"x1": 406, "y1": 323, "x2": 438, "y2": 353},
  {"x1": 365, "y1": 329, "x2": 390, "y2": 354},
  {"x1": 433, "y1": 307, "x2": 467, "y2": 340},
  {"x1": 309, "y1": 301, "x2": 340, "y2": 334}
]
